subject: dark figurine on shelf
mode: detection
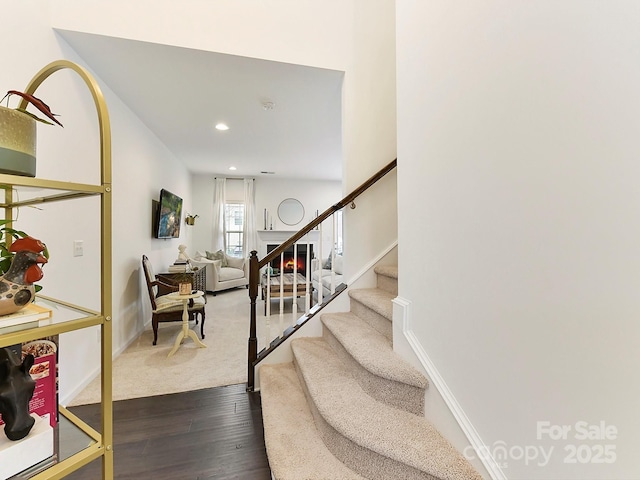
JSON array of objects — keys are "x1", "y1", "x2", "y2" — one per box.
[
  {"x1": 0, "y1": 347, "x2": 36, "y2": 441},
  {"x1": 0, "y1": 236, "x2": 48, "y2": 316}
]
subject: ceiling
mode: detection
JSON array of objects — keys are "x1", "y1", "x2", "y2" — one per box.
[{"x1": 56, "y1": 30, "x2": 344, "y2": 181}]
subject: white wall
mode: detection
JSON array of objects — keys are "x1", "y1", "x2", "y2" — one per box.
[
  {"x1": 50, "y1": 0, "x2": 398, "y2": 284},
  {"x1": 190, "y1": 174, "x2": 341, "y2": 258},
  {"x1": 39, "y1": 0, "x2": 396, "y2": 403},
  {"x1": 50, "y1": 0, "x2": 352, "y2": 72},
  {"x1": 341, "y1": 0, "x2": 397, "y2": 279},
  {"x1": 255, "y1": 177, "x2": 341, "y2": 233},
  {"x1": 397, "y1": 1, "x2": 640, "y2": 479},
  {"x1": 2, "y1": 0, "x2": 192, "y2": 403}
]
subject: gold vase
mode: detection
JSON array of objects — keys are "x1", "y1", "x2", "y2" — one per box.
[{"x1": 0, "y1": 106, "x2": 37, "y2": 177}]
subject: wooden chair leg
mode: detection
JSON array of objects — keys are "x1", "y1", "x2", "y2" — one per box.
[
  {"x1": 200, "y1": 312, "x2": 206, "y2": 339},
  {"x1": 152, "y1": 318, "x2": 159, "y2": 346}
]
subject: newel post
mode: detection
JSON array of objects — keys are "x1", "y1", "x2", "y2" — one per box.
[{"x1": 247, "y1": 250, "x2": 259, "y2": 391}]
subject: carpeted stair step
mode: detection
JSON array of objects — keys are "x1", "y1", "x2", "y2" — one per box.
[
  {"x1": 291, "y1": 337, "x2": 482, "y2": 480},
  {"x1": 260, "y1": 362, "x2": 367, "y2": 480},
  {"x1": 374, "y1": 265, "x2": 398, "y2": 295},
  {"x1": 348, "y1": 288, "x2": 394, "y2": 340},
  {"x1": 322, "y1": 311, "x2": 428, "y2": 415}
]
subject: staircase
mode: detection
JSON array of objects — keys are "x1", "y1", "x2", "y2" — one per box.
[{"x1": 260, "y1": 266, "x2": 482, "y2": 480}]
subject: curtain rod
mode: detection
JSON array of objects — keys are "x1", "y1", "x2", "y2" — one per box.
[{"x1": 214, "y1": 177, "x2": 254, "y2": 181}]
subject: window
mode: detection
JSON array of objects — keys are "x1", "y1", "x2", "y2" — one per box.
[{"x1": 224, "y1": 203, "x2": 245, "y2": 257}]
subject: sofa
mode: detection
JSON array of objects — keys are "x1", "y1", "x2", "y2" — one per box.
[
  {"x1": 191, "y1": 250, "x2": 249, "y2": 295},
  {"x1": 311, "y1": 254, "x2": 344, "y2": 300}
]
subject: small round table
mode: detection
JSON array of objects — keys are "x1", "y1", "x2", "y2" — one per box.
[{"x1": 166, "y1": 290, "x2": 207, "y2": 358}]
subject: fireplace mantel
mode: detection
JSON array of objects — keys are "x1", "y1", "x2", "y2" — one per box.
[
  {"x1": 257, "y1": 230, "x2": 319, "y2": 260},
  {"x1": 258, "y1": 230, "x2": 319, "y2": 243}
]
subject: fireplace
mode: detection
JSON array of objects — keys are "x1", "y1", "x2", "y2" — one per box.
[{"x1": 267, "y1": 244, "x2": 313, "y2": 277}]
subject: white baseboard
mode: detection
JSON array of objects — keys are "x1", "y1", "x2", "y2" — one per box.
[
  {"x1": 393, "y1": 296, "x2": 506, "y2": 480},
  {"x1": 60, "y1": 366, "x2": 100, "y2": 406},
  {"x1": 60, "y1": 320, "x2": 149, "y2": 405},
  {"x1": 346, "y1": 240, "x2": 398, "y2": 286}
]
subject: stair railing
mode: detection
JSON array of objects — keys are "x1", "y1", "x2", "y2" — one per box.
[{"x1": 247, "y1": 158, "x2": 397, "y2": 391}]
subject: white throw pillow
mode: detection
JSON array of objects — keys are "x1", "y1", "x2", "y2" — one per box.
[{"x1": 226, "y1": 255, "x2": 245, "y2": 270}]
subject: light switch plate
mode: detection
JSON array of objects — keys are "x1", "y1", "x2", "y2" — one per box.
[{"x1": 73, "y1": 240, "x2": 83, "y2": 257}]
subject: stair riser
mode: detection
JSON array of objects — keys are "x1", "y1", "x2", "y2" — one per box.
[
  {"x1": 322, "y1": 327, "x2": 425, "y2": 416},
  {"x1": 376, "y1": 274, "x2": 398, "y2": 296},
  {"x1": 293, "y1": 358, "x2": 440, "y2": 480},
  {"x1": 350, "y1": 298, "x2": 392, "y2": 341}
]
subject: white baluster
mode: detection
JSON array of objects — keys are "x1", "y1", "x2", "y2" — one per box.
[
  {"x1": 266, "y1": 266, "x2": 271, "y2": 316},
  {"x1": 317, "y1": 220, "x2": 323, "y2": 305},
  {"x1": 265, "y1": 267, "x2": 271, "y2": 347},
  {"x1": 279, "y1": 252, "x2": 284, "y2": 335},
  {"x1": 305, "y1": 234, "x2": 311, "y2": 313},
  {"x1": 293, "y1": 243, "x2": 299, "y2": 324},
  {"x1": 331, "y1": 212, "x2": 336, "y2": 295}
]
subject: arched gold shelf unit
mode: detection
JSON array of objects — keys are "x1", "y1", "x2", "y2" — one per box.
[{"x1": 0, "y1": 60, "x2": 113, "y2": 479}]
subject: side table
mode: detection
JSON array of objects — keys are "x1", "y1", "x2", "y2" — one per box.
[{"x1": 166, "y1": 290, "x2": 207, "y2": 358}]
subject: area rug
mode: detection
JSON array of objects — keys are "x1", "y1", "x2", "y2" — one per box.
[{"x1": 68, "y1": 287, "x2": 299, "y2": 405}]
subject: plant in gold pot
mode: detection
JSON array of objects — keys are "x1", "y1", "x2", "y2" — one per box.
[
  {"x1": 0, "y1": 90, "x2": 62, "y2": 177},
  {"x1": 173, "y1": 260, "x2": 201, "y2": 296},
  {"x1": 174, "y1": 270, "x2": 193, "y2": 295}
]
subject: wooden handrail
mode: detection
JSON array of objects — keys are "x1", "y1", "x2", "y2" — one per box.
[
  {"x1": 258, "y1": 159, "x2": 397, "y2": 269},
  {"x1": 247, "y1": 158, "x2": 397, "y2": 391}
]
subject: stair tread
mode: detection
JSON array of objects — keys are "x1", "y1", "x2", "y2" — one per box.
[
  {"x1": 292, "y1": 337, "x2": 481, "y2": 480},
  {"x1": 260, "y1": 363, "x2": 367, "y2": 480},
  {"x1": 374, "y1": 264, "x2": 398, "y2": 279},
  {"x1": 348, "y1": 288, "x2": 394, "y2": 320},
  {"x1": 322, "y1": 312, "x2": 428, "y2": 389}
]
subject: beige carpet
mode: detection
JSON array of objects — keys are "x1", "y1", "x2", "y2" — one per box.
[
  {"x1": 261, "y1": 266, "x2": 482, "y2": 480},
  {"x1": 69, "y1": 287, "x2": 303, "y2": 405}
]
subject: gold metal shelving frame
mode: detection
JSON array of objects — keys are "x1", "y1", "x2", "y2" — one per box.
[{"x1": 0, "y1": 60, "x2": 113, "y2": 479}]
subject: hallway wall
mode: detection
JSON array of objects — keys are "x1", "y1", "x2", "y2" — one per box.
[{"x1": 396, "y1": 1, "x2": 640, "y2": 478}]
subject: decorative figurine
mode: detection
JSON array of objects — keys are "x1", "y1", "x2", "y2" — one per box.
[
  {"x1": 0, "y1": 348, "x2": 36, "y2": 441},
  {"x1": 177, "y1": 244, "x2": 190, "y2": 262},
  {"x1": 0, "y1": 236, "x2": 48, "y2": 316}
]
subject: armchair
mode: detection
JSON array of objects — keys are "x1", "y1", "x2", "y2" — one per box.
[
  {"x1": 191, "y1": 251, "x2": 249, "y2": 295},
  {"x1": 142, "y1": 255, "x2": 206, "y2": 345}
]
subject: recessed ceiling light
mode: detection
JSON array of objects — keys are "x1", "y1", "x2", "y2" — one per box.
[
  {"x1": 229, "y1": 166, "x2": 237, "y2": 171},
  {"x1": 260, "y1": 171, "x2": 275, "y2": 174},
  {"x1": 215, "y1": 123, "x2": 229, "y2": 131}
]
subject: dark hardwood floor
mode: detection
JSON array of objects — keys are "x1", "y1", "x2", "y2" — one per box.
[{"x1": 65, "y1": 384, "x2": 271, "y2": 480}]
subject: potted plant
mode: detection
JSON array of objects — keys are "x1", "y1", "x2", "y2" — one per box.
[
  {"x1": 174, "y1": 270, "x2": 193, "y2": 295},
  {"x1": 173, "y1": 260, "x2": 203, "y2": 295},
  {"x1": 0, "y1": 90, "x2": 62, "y2": 177}
]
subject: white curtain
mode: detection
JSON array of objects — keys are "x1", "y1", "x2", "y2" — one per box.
[
  {"x1": 212, "y1": 178, "x2": 226, "y2": 252},
  {"x1": 243, "y1": 178, "x2": 258, "y2": 256}
]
